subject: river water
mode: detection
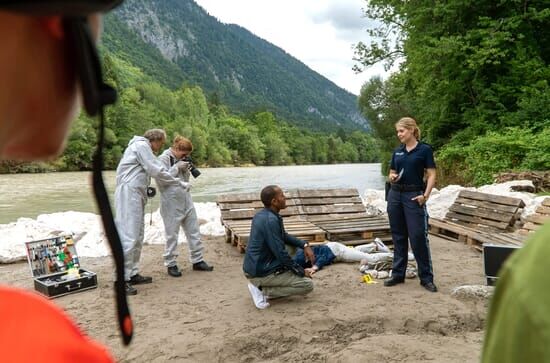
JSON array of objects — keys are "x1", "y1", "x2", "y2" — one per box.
[{"x1": 0, "y1": 163, "x2": 383, "y2": 224}]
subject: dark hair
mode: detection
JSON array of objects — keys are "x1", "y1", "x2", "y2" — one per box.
[{"x1": 261, "y1": 185, "x2": 279, "y2": 208}]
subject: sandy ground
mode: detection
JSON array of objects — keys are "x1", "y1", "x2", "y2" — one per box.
[{"x1": 0, "y1": 235, "x2": 489, "y2": 362}]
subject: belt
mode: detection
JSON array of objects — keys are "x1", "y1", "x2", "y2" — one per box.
[{"x1": 390, "y1": 184, "x2": 424, "y2": 192}]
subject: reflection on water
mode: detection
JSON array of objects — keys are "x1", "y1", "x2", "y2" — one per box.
[{"x1": 0, "y1": 164, "x2": 383, "y2": 224}]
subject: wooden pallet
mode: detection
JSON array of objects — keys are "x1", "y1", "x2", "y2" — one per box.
[
  {"x1": 227, "y1": 218, "x2": 325, "y2": 253},
  {"x1": 428, "y1": 190, "x2": 526, "y2": 251},
  {"x1": 217, "y1": 190, "x2": 326, "y2": 253},
  {"x1": 444, "y1": 190, "x2": 525, "y2": 232},
  {"x1": 217, "y1": 189, "x2": 302, "y2": 222},
  {"x1": 518, "y1": 198, "x2": 550, "y2": 235},
  {"x1": 217, "y1": 188, "x2": 393, "y2": 253},
  {"x1": 429, "y1": 218, "x2": 526, "y2": 252},
  {"x1": 297, "y1": 188, "x2": 391, "y2": 244},
  {"x1": 312, "y1": 215, "x2": 392, "y2": 245}
]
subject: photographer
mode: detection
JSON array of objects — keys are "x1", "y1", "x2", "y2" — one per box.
[{"x1": 157, "y1": 136, "x2": 213, "y2": 277}]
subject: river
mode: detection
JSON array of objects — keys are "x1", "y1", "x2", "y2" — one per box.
[{"x1": 0, "y1": 163, "x2": 384, "y2": 224}]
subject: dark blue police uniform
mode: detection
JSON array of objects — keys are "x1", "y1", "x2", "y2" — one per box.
[{"x1": 387, "y1": 142, "x2": 435, "y2": 284}]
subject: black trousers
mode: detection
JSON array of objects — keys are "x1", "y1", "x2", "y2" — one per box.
[{"x1": 387, "y1": 189, "x2": 434, "y2": 283}]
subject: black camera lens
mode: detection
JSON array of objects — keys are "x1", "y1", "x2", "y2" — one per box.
[
  {"x1": 146, "y1": 186, "x2": 156, "y2": 198},
  {"x1": 190, "y1": 167, "x2": 201, "y2": 178},
  {"x1": 182, "y1": 156, "x2": 200, "y2": 178}
]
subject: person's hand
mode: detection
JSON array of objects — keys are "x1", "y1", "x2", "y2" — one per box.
[
  {"x1": 180, "y1": 181, "x2": 191, "y2": 192},
  {"x1": 389, "y1": 171, "x2": 398, "y2": 183},
  {"x1": 304, "y1": 245, "x2": 315, "y2": 265},
  {"x1": 304, "y1": 268, "x2": 315, "y2": 278},
  {"x1": 411, "y1": 194, "x2": 427, "y2": 206},
  {"x1": 176, "y1": 161, "x2": 190, "y2": 170}
]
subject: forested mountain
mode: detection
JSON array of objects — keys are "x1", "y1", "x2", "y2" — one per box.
[{"x1": 101, "y1": 0, "x2": 368, "y2": 132}]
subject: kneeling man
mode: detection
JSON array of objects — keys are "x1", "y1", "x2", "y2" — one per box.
[{"x1": 243, "y1": 185, "x2": 315, "y2": 309}]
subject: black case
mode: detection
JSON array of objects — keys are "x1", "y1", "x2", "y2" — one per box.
[
  {"x1": 25, "y1": 235, "x2": 98, "y2": 298},
  {"x1": 483, "y1": 243, "x2": 520, "y2": 286}
]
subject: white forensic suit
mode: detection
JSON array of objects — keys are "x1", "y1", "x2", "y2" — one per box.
[
  {"x1": 327, "y1": 240, "x2": 414, "y2": 264},
  {"x1": 115, "y1": 136, "x2": 184, "y2": 281},
  {"x1": 157, "y1": 148, "x2": 204, "y2": 267}
]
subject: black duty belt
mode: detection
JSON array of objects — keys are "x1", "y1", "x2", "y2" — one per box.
[{"x1": 391, "y1": 184, "x2": 424, "y2": 192}]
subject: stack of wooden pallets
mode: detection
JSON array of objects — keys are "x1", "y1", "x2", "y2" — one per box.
[
  {"x1": 429, "y1": 190, "x2": 526, "y2": 251},
  {"x1": 297, "y1": 188, "x2": 392, "y2": 245},
  {"x1": 519, "y1": 197, "x2": 550, "y2": 235},
  {"x1": 216, "y1": 190, "x2": 325, "y2": 253},
  {"x1": 216, "y1": 188, "x2": 391, "y2": 253}
]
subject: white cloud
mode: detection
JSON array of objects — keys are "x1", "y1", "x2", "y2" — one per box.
[{"x1": 194, "y1": 0, "x2": 390, "y2": 95}]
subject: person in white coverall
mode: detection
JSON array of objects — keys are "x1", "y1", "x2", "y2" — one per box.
[
  {"x1": 157, "y1": 136, "x2": 213, "y2": 277},
  {"x1": 115, "y1": 129, "x2": 186, "y2": 295}
]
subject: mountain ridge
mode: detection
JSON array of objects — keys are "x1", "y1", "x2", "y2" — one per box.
[{"x1": 102, "y1": 0, "x2": 368, "y2": 132}]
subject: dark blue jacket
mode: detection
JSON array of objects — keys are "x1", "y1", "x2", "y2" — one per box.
[
  {"x1": 243, "y1": 208, "x2": 306, "y2": 278},
  {"x1": 294, "y1": 245, "x2": 336, "y2": 271}
]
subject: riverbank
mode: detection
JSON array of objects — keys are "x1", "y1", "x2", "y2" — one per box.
[
  {"x1": 1, "y1": 179, "x2": 546, "y2": 263},
  {"x1": 1, "y1": 234, "x2": 487, "y2": 362}
]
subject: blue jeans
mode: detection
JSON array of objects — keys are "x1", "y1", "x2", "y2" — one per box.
[{"x1": 387, "y1": 189, "x2": 434, "y2": 284}]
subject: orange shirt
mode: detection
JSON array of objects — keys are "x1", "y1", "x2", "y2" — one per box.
[{"x1": 0, "y1": 286, "x2": 114, "y2": 363}]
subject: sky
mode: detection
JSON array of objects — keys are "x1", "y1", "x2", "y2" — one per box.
[{"x1": 193, "y1": 0, "x2": 390, "y2": 96}]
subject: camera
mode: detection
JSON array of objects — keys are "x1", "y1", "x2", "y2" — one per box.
[{"x1": 182, "y1": 156, "x2": 201, "y2": 178}]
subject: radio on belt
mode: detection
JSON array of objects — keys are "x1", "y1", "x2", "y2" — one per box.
[{"x1": 24, "y1": 235, "x2": 98, "y2": 298}]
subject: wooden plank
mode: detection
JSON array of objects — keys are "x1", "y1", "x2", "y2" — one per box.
[
  {"x1": 314, "y1": 219, "x2": 389, "y2": 228},
  {"x1": 219, "y1": 199, "x2": 300, "y2": 210},
  {"x1": 306, "y1": 213, "x2": 370, "y2": 222},
  {"x1": 448, "y1": 205, "x2": 515, "y2": 224},
  {"x1": 522, "y1": 222, "x2": 540, "y2": 231},
  {"x1": 221, "y1": 209, "x2": 260, "y2": 220},
  {"x1": 535, "y1": 206, "x2": 550, "y2": 215},
  {"x1": 217, "y1": 189, "x2": 300, "y2": 203},
  {"x1": 429, "y1": 218, "x2": 493, "y2": 242},
  {"x1": 298, "y1": 188, "x2": 359, "y2": 198},
  {"x1": 218, "y1": 201, "x2": 263, "y2": 210},
  {"x1": 446, "y1": 211, "x2": 510, "y2": 230},
  {"x1": 302, "y1": 204, "x2": 366, "y2": 215},
  {"x1": 298, "y1": 197, "x2": 363, "y2": 205},
  {"x1": 216, "y1": 192, "x2": 260, "y2": 203},
  {"x1": 458, "y1": 190, "x2": 525, "y2": 208},
  {"x1": 526, "y1": 214, "x2": 550, "y2": 225},
  {"x1": 450, "y1": 219, "x2": 505, "y2": 233},
  {"x1": 322, "y1": 225, "x2": 390, "y2": 234},
  {"x1": 222, "y1": 206, "x2": 302, "y2": 220},
  {"x1": 454, "y1": 197, "x2": 519, "y2": 214}
]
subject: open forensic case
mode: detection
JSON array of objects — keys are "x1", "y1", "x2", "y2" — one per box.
[{"x1": 25, "y1": 235, "x2": 98, "y2": 298}]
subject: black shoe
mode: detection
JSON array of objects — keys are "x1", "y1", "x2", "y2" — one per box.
[
  {"x1": 421, "y1": 281, "x2": 438, "y2": 293},
  {"x1": 167, "y1": 265, "x2": 182, "y2": 277},
  {"x1": 193, "y1": 261, "x2": 214, "y2": 271},
  {"x1": 384, "y1": 277, "x2": 405, "y2": 287},
  {"x1": 125, "y1": 282, "x2": 137, "y2": 295},
  {"x1": 129, "y1": 274, "x2": 153, "y2": 285}
]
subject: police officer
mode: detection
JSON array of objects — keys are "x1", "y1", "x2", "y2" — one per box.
[{"x1": 384, "y1": 117, "x2": 438, "y2": 292}]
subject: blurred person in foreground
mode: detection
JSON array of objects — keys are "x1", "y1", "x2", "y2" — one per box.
[
  {"x1": 482, "y1": 222, "x2": 550, "y2": 362},
  {"x1": 0, "y1": 1, "x2": 124, "y2": 361}
]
